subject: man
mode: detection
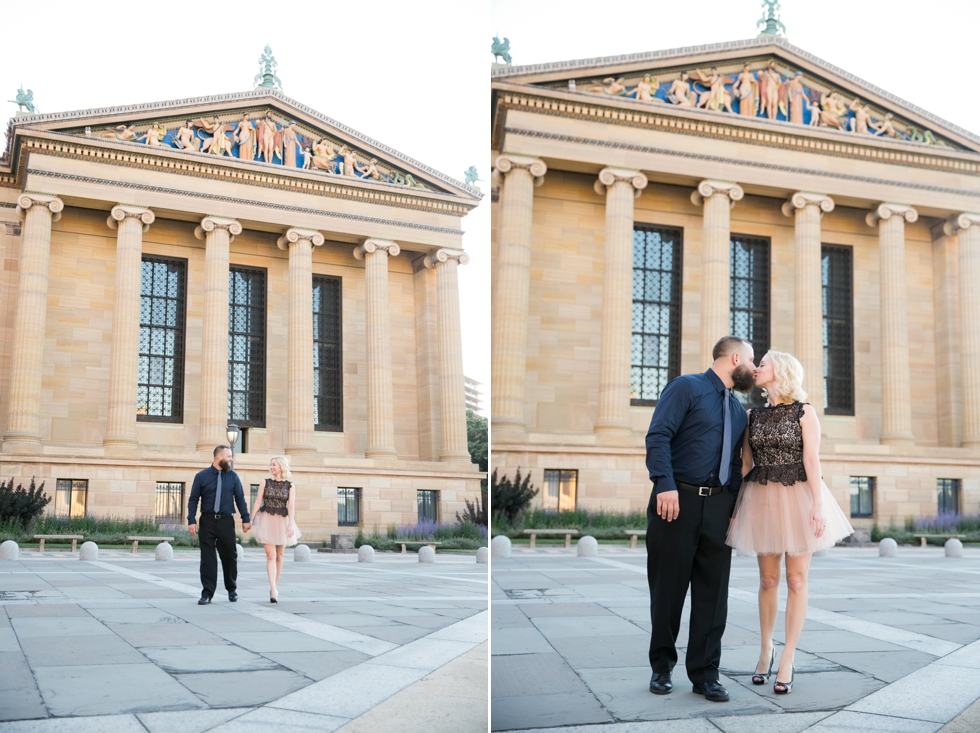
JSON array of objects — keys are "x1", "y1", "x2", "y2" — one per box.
[
  {"x1": 645, "y1": 336, "x2": 755, "y2": 702},
  {"x1": 188, "y1": 446, "x2": 251, "y2": 605}
]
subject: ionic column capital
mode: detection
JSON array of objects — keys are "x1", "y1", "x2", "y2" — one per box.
[
  {"x1": 690, "y1": 180, "x2": 744, "y2": 207},
  {"x1": 277, "y1": 227, "x2": 325, "y2": 251},
  {"x1": 781, "y1": 192, "x2": 835, "y2": 217},
  {"x1": 594, "y1": 167, "x2": 647, "y2": 198},
  {"x1": 423, "y1": 248, "x2": 470, "y2": 269},
  {"x1": 493, "y1": 154, "x2": 547, "y2": 187},
  {"x1": 866, "y1": 203, "x2": 918, "y2": 227},
  {"x1": 194, "y1": 216, "x2": 242, "y2": 242},
  {"x1": 107, "y1": 204, "x2": 155, "y2": 232},
  {"x1": 943, "y1": 212, "x2": 980, "y2": 237},
  {"x1": 354, "y1": 238, "x2": 401, "y2": 260},
  {"x1": 16, "y1": 192, "x2": 63, "y2": 222}
]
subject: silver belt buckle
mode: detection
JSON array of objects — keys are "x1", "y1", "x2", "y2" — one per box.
[{"x1": 698, "y1": 486, "x2": 711, "y2": 497}]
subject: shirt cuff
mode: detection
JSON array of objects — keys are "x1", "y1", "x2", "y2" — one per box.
[{"x1": 654, "y1": 477, "x2": 678, "y2": 494}]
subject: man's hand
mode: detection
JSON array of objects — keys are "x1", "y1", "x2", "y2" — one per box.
[
  {"x1": 242, "y1": 522, "x2": 252, "y2": 532},
  {"x1": 188, "y1": 524, "x2": 197, "y2": 538},
  {"x1": 656, "y1": 490, "x2": 680, "y2": 522}
]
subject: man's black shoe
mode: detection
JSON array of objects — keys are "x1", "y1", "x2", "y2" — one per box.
[
  {"x1": 198, "y1": 594, "x2": 212, "y2": 605},
  {"x1": 228, "y1": 592, "x2": 238, "y2": 602},
  {"x1": 692, "y1": 680, "x2": 729, "y2": 702},
  {"x1": 649, "y1": 672, "x2": 672, "y2": 695}
]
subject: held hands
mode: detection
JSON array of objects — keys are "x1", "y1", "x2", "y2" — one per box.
[
  {"x1": 242, "y1": 522, "x2": 252, "y2": 532},
  {"x1": 656, "y1": 490, "x2": 680, "y2": 522},
  {"x1": 810, "y1": 503, "x2": 826, "y2": 538}
]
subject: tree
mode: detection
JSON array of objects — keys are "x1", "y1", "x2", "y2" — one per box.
[
  {"x1": 466, "y1": 409, "x2": 488, "y2": 472},
  {"x1": 0, "y1": 477, "x2": 50, "y2": 528},
  {"x1": 491, "y1": 468, "x2": 538, "y2": 524}
]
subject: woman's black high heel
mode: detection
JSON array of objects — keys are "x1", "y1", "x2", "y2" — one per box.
[
  {"x1": 774, "y1": 665, "x2": 794, "y2": 695},
  {"x1": 752, "y1": 647, "x2": 775, "y2": 685},
  {"x1": 270, "y1": 590, "x2": 278, "y2": 604}
]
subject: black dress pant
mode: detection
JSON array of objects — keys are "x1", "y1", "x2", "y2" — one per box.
[
  {"x1": 646, "y1": 486, "x2": 734, "y2": 685},
  {"x1": 198, "y1": 514, "x2": 237, "y2": 597}
]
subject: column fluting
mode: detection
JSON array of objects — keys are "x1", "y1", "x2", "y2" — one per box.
[{"x1": 948, "y1": 213, "x2": 980, "y2": 446}]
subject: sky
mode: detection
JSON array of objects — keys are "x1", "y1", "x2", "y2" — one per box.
[
  {"x1": 0, "y1": 0, "x2": 490, "y2": 407},
  {"x1": 491, "y1": 0, "x2": 980, "y2": 139}
]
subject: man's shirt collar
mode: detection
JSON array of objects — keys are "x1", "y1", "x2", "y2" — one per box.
[{"x1": 704, "y1": 369, "x2": 727, "y2": 393}]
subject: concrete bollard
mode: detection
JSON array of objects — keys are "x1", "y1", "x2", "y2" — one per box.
[
  {"x1": 418, "y1": 545, "x2": 435, "y2": 563},
  {"x1": 0, "y1": 540, "x2": 19, "y2": 561},
  {"x1": 945, "y1": 538, "x2": 964, "y2": 558},
  {"x1": 154, "y1": 542, "x2": 173, "y2": 561},
  {"x1": 294, "y1": 544, "x2": 311, "y2": 562},
  {"x1": 491, "y1": 535, "x2": 511, "y2": 558},
  {"x1": 476, "y1": 547, "x2": 489, "y2": 564},
  {"x1": 79, "y1": 542, "x2": 98, "y2": 561},
  {"x1": 879, "y1": 538, "x2": 898, "y2": 557},
  {"x1": 236, "y1": 544, "x2": 244, "y2": 562},
  {"x1": 576, "y1": 535, "x2": 598, "y2": 557},
  {"x1": 357, "y1": 545, "x2": 375, "y2": 563}
]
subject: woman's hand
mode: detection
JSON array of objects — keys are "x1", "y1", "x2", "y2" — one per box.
[
  {"x1": 810, "y1": 503, "x2": 826, "y2": 538},
  {"x1": 287, "y1": 525, "x2": 294, "y2": 538}
]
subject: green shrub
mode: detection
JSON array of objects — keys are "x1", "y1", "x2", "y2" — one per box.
[
  {"x1": 491, "y1": 468, "x2": 538, "y2": 524},
  {"x1": 0, "y1": 478, "x2": 51, "y2": 528}
]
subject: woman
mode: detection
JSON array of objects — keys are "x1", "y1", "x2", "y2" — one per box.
[
  {"x1": 249, "y1": 456, "x2": 301, "y2": 603},
  {"x1": 726, "y1": 351, "x2": 853, "y2": 694}
]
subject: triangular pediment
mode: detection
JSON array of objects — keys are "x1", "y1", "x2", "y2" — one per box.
[
  {"x1": 4, "y1": 89, "x2": 481, "y2": 201},
  {"x1": 493, "y1": 37, "x2": 980, "y2": 154}
]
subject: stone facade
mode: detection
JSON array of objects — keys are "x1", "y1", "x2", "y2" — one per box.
[
  {"x1": 490, "y1": 37, "x2": 980, "y2": 528},
  {"x1": 0, "y1": 89, "x2": 482, "y2": 539}
]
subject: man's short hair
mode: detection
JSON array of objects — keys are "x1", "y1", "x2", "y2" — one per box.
[
  {"x1": 213, "y1": 445, "x2": 231, "y2": 458},
  {"x1": 712, "y1": 335, "x2": 752, "y2": 361}
]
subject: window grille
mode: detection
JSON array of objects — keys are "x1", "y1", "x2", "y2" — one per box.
[
  {"x1": 338, "y1": 488, "x2": 361, "y2": 526},
  {"x1": 55, "y1": 479, "x2": 87, "y2": 519},
  {"x1": 730, "y1": 235, "x2": 770, "y2": 407},
  {"x1": 631, "y1": 225, "x2": 682, "y2": 405},
  {"x1": 822, "y1": 245, "x2": 854, "y2": 415},
  {"x1": 138, "y1": 257, "x2": 186, "y2": 422},
  {"x1": 542, "y1": 469, "x2": 577, "y2": 511},
  {"x1": 228, "y1": 267, "x2": 266, "y2": 427},
  {"x1": 155, "y1": 483, "x2": 184, "y2": 524},
  {"x1": 250, "y1": 484, "x2": 259, "y2": 509},
  {"x1": 417, "y1": 490, "x2": 439, "y2": 523},
  {"x1": 313, "y1": 276, "x2": 343, "y2": 431},
  {"x1": 850, "y1": 476, "x2": 874, "y2": 518},
  {"x1": 938, "y1": 478, "x2": 960, "y2": 514}
]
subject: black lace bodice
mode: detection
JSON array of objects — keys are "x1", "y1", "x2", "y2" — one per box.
[
  {"x1": 259, "y1": 479, "x2": 291, "y2": 517},
  {"x1": 742, "y1": 402, "x2": 808, "y2": 486}
]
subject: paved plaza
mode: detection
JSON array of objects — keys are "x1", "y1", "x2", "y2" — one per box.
[
  {"x1": 0, "y1": 547, "x2": 488, "y2": 732},
  {"x1": 492, "y1": 544, "x2": 980, "y2": 732}
]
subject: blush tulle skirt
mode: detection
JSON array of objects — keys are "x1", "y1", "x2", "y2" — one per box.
[
  {"x1": 250, "y1": 510, "x2": 302, "y2": 547},
  {"x1": 726, "y1": 479, "x2": 853, "y2": 556}
]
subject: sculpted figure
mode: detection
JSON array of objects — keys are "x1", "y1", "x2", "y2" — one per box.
[
  {"x1": 280, "y1": 120, "x2": 299, "y2": 167},
  {"x1": 256, "y1": 112, "x2": 281, "y2": 164},
  {"x1": 174, "y1": 120, "x2": 200, "y2": 152},
  {"x1": 491, "y1": 36, "x2": 512, "y2": 65},
  {"x1": 692, "y1": 68, "x2": 734, "y2": 113},
  {"x1": 355, "y1": 157, "x2": 384, "y2": 181},
  {"x1": 103, "y1": 124, "x2": 138, "y2": 141},
  {"x1": 338, "y1": 146, "x2": 359, "y2": 177},
  {"x1": 143, "y1": 122, "x2": 167, "y2": 146},
  {"x1": 732, "y1": 64, "x2": 758, "y2": 116},
  {"x1": 784, "y1": 72, "x2": 808, "y2": 125},
  {"x1": 588, "y1": 77, "x2": 627, "y2": 96},
  {"x1": 666, "y1": 72, "x2": 696, "y2": 107},
  {"x1": 758, "y1": 61, "x2": 784, "y2": 120},
  {"x1": 816, "y1": 92, "x2": 848, "y2": 130},
  {"x1": 632, "y1": 74, "x2": 660, "y2": 102},
  {"x1": 848, "y1": 99, "x2": 873, "y2": 134},
  {"x1": 197, "y1": 117, "x2": 232, "y2": 156},
  {"x1": 9, "y1": 86, "x2": 36, "y2": 114},
  {"x1": 871, "y1": 112, "x2": 900, "y2": 138},
  {"x1": 234, "y1": 113, "x2": 256, "y2": 161},
  {"x1": 309, "y1": 138, "x2": 338, "y2": 172}
]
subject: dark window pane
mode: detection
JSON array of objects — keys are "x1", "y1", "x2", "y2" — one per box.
[
  {"x1": 154, "y1": 483, "x2": 184, "y2": 524},
  {"x1": 313, "y1": 276, "x2": 343, "y2": 431},
  {"x1": 937, "y1": 479, "x2": 960, "y2": 514},
  {"x1": 228, "y1": 267, "x2": 266, "y2": 427},
  {"x1": 138, "y1": 257, "x2": 186, "y2": 421},
  {"x1": 542, "y1": 470, "x2": 578, "y2": 511},
  {"x1": 822, "y1": 245, "x2": 854, "y2": 415},
  {"x1": 417, "y1": 490, "x2": 439, "y2": 523},
  {"x1": 849, "y1": 476, "x2": 874, "y2": 518},
  {"x1": 730, "y1": 236, "x2": 770, "y2": 407},
  {"x1": 338, "y1": 488, "x2": 361, "y2": 527},
  {"x1": 55, "y1": 479, "x2": 88, "y2": 519},
  {"x1": 631, "y1": 226, "x2": 682, "y2": 405}
]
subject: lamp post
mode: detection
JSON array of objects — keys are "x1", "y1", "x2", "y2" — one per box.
[{"x1": 226, "y1": 423, "x2": 240, "y2": 469}]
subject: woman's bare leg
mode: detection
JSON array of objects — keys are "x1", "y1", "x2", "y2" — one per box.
[
  {"x1": 778, "y1": 552, "x2": 813, "y2": 684},
  {"x1": 275, "y1": 545, "x2": 284, "y2": 586},
  {"x1": 263, "y1": 543, "x2": 277, "y2": 596},
  {"x1": 756, "y1": 554, "x2": 782, "y2": 674}
]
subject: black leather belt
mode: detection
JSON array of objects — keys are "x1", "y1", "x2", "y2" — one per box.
[
  {"x1": 200, "y1": 512, "x2": 231, "y2": 518},
  {"x1": 676, "y1": 481, "x2": 726, "y2": 496}
]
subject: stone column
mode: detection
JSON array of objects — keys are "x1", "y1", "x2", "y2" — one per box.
[
  {"x1": 2, "y1": 194, "x2": 64, "y2": 453},
  {"x1": 594, "y1": 167, "x2": 648, "y2": 442},
  {"x1": 946, "y1": 213, "x2": 980, "y2": 447},
  {"x1": 691, "y1": 180, "x2": 744, "y2": 367},
  {"x1": 104, "y1": 205, "x2": 156, "y2": 452},
  {"x1": 932, "y1": 221, "x2": 962, "y2": 447},
  {"x1": 866, "y1": 203, "x2": 917, "y2": 444},
  {"x1": 194, "y1": 216, "x2": 242, "y2": 451},
  {"x1": 278, "y1": 227, "x2": 325, "y2": 455},
  {"x1": 354, "y1": 239, "x2": 401, "y2": 459},
  {"x1": 782, "y1": 193, "x2": 835, "y2": 416},
  {"x1": 491, "y1": 154, "x2": 546, "y2": 442},
  {"x1": 424, "y1": 248, "x2": 471, "y2": 462}
]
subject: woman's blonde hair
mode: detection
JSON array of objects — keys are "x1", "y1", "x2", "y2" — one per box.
[
  {"x1": 270, "y1": 455, "x2": 292, "y2": 481},
  {"x1": 764, "y1": 350, "x2": 808, "y2": 404}
]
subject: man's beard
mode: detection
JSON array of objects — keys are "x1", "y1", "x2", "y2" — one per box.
[
  {"x1": 218, "y1": 459, "x2": 232, "y2": 471},
  {"x1": 731, "y1": 363, "x2": 755, "y2": 393}
]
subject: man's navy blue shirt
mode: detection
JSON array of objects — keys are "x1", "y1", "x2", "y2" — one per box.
[
  {"x1": 645, "y1": 369, "x2": 748, "y2": 499},
  {"x1": 187, "y1": 466, "x2": 251, "y2": 525}
]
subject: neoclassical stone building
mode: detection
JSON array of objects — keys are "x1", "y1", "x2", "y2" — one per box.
[
  {"x1": 0, "y1": 87, "x2": 482, "y2": 538},
  {"x1": 491, "y1": 35, "x2": 980, "y2": 526}
]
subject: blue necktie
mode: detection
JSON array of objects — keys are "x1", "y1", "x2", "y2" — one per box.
[
  {"x1": 718, "y1": 389, "x2": 732, "y2": 485},
  {"x1": 214, "y1": 471, "x2": 222, "y2": 513}
]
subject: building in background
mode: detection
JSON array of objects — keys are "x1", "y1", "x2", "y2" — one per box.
[
  {"x1": 465, "y1": 376, "x2": 485, "y2": 415},
  {"x1": 490, "y1": 27, "x2": 980, "y2": 527}
]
